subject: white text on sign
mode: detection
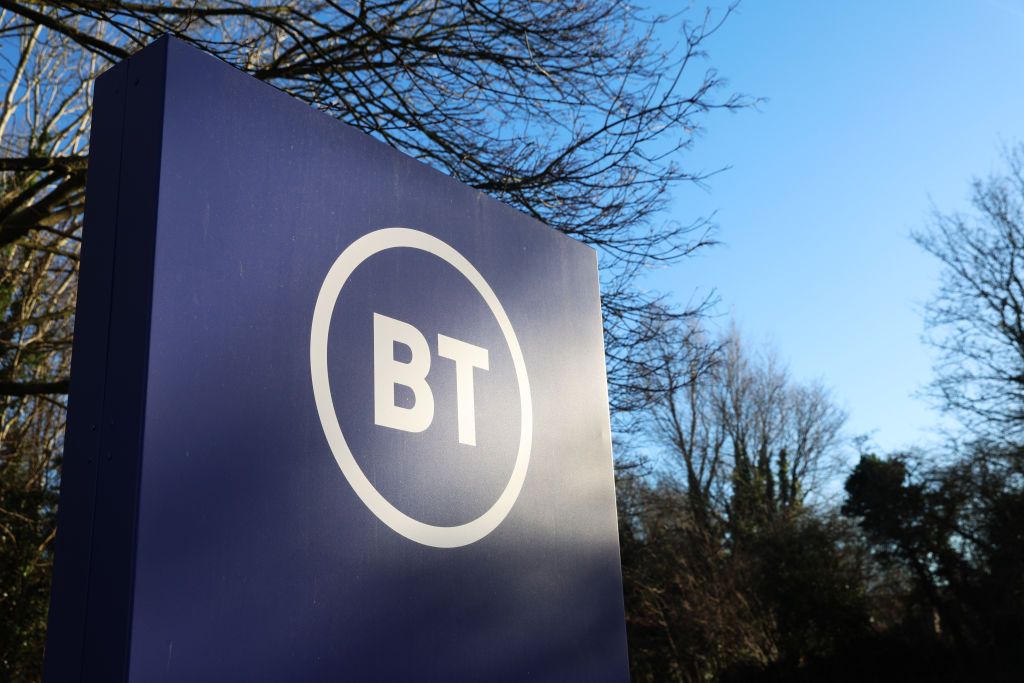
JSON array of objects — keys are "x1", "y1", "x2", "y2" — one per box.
[{"x1": 373, "y1": 312, "x2": 489, "y2": 445}]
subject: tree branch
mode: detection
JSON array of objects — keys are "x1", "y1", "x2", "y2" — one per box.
[{"x1": 0, "y1": 378, "x2": 70, "y2": 396}]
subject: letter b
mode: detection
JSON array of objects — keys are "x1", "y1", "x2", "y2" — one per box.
[{"x1": 373, "y1": 313, "x2": 434, "y2": 433}]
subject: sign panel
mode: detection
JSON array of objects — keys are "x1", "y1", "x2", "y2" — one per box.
[{"x1": 46, "y1": 37, "x2": 628, "y2": 682}]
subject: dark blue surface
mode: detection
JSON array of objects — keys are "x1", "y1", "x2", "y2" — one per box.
[
  {"x1": 48, "y1": 37, "x2": 628, "y2": 682},
  {"x1": 46, "y1": 41, "x2": 170, "y2": 682},
  {"x1": 44, "y1": 51, "x2": 126, "y2": 683}
]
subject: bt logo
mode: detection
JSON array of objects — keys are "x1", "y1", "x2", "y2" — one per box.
[
  {"x1": 373, "y1": 312, "x2": 488, "y2": 447},
  {"x1": 310, "y1": 228, "x2": 533, "y2": 549}
]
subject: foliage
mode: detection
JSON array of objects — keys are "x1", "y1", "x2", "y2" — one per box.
[
  {"x1": 619, "y1": 302, "x2": 1024, "y2": 681},
  {"x1": 620, "y1": 418, "x2": 1024, "y2": 682},
  {"x1": 642, "y1": 323, "x2": 846, "y2": 526},
  {"x1": 619, "y1": 325, "x2": 862, "y2": 682},
  {"x1": 618, "y1": 464, "x2": 876, "y2": 683},
  {"x1": 618, "y1": 470, "x2": 776, "y2": 682},
  {"x1": 0, "y1": 448, "x2": 58, "y2": 682}
]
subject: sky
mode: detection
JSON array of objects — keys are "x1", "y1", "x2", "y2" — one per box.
[{"x1": 640, "y1": 0, "x2": 1024, "y2": 455}]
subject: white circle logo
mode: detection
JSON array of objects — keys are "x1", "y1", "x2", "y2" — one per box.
[{"x1": 310, "y1": 227, "x2": 533, "y2": 548}]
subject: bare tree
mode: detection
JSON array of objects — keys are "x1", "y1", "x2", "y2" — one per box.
[
  {"x1": 0, "y1": 0, "x2": 747, "y2": 411},
  {"x1": 645, "y1": 325, "x2": 847, "y2": 527},
  {"x1": 915, "y1": 143, "x2": 1024, "y2": 444},
  {"x1": 627, "y1": 327, "x2": 854, "y2": 681},
  {"x1": 617, "y1": 469, "x2": 779, "y2": 683},
  {"x1": 644, "y1": 319, "x2": 727, "y2": 522}
]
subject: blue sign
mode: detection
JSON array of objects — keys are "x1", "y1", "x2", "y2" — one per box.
[{"x1": 46, "y1": 36, "x2": 629, "y2": 682}]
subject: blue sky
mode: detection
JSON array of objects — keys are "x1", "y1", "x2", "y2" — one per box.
[{"x1": 642, "y1": 1, "x2": 1024, "y2": 454}]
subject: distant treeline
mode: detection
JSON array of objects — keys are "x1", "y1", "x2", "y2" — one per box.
[
  {"x1": 618, "y1": 146, "x2": 1024, "y2": 682},
  {"x1": 619, "y1": 438, "x2": 1024, "y2": 682}
]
